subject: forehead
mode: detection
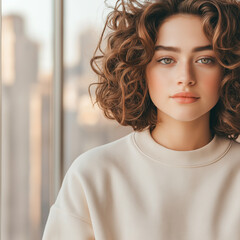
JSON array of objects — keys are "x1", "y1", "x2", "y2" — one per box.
[{"x1": 156, "y1": 14, "x2": 211, "y2": 47}]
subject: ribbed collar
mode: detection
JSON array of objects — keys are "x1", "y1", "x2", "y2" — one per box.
[{"x1": 133, "y1": 129, "x2": 232, "y2": 168}]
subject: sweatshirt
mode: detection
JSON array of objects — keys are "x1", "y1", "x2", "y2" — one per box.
[{"x1": 42, "y1": 129, "x2": 240, "y2": 240}]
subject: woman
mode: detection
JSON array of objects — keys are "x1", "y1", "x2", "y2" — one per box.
[{"x1": 43, "y1": 0, "x2": 240, "y2": 239}]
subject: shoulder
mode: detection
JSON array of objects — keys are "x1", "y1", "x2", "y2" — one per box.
[
  {"x1": 222, "y1": 137, "x2": 240, "y2": 164},
  {"x1": 68, "y1": 131, "x2": 136, "y2": 175},
  {"x1": 56, "y1": 131, "x2": 135, "y2": 203}
]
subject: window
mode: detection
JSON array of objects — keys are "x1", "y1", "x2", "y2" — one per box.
[
  {"x1": 1, "y1": 1, "x2": 132, "y2": 239},
  {"x1": 63, "y1": 0, "x2": 132, "y2": 173},
  {"x1": 1, "y1": 0, "x2": 53, "y2": 239}
]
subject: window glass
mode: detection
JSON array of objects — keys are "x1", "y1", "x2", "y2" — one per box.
[
  {"x1": 64, "y1": 0, "x2": 132, "y2": 172},
  {"x1": 1, "y1": 1, "x2": 53, "y2": 239}
]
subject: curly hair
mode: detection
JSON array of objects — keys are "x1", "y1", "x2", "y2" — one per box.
[{"x1": 90, "y1": 0, "x2": 240, "y2": 140}]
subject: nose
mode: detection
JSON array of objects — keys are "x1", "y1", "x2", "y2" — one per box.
[{"x1": 177, "y1": 61, "x2": 196, "y2": 86}]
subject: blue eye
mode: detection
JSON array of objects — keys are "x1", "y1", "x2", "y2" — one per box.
[{"x1": 157, "y1": 58, "x2": 174, "y2": 65}]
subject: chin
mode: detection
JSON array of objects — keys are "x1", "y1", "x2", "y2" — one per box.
[
  {"x1": 157, "y1": 108, "x2": 210, "y2": 123},
  {"x1": 171, "y1": 112, "x2": 208, "y2": 122}
]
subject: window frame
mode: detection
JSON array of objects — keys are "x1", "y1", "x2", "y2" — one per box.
[
  {"x1": 0, "y1": 0, "x2": 2, "y2": 237},
  {"x1": 50, "y1": 0, "x2": 65, "y2": 204},
  {"x1": 0, "y1": 0, "x2": 65, "y2": 234}
]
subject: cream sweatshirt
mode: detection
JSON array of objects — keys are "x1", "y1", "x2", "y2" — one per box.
[{"x1": 42, "y1": 129, "x2": 240, "y2": 240}]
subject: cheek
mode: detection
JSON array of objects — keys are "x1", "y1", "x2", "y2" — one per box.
[
  {"x1": 209, "y1": 83, "x2": 221, "y2": 99},
  {"x1": 146, "y1": 69, "x2": 168, "y2": 95},
  {"x1": 204, "y1": 80, "x2": 219, "y2": 94},
  {"x1": 200, "y1": 71, "x2": 222, "y2": 96}
]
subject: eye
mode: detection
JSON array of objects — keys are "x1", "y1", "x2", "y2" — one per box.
[
  {"x1": 197, "y1": 58, "x2": 215, "y2": 64},
  {"x1": 157, "y1": 58, "x2": 174, "y2": 65}
]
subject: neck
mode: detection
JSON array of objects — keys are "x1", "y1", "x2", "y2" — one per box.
[{"x1": 151, "y1": 113, "x2": 213, "y2": 151}]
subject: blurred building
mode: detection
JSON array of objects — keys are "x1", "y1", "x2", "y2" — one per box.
[
  {"x1": 2, "y1": 13, "x2": 132, "y2": 240},
  {"x1": 2, "y1": 14, "x2": 50, "y2": 240},
  {"x1": 63, "y1": 28, "x2": 132, "y2": 172}
]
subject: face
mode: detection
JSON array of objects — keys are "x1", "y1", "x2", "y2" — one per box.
[{"x1": 146, "y1": 14, "x2": 223, "y2": 123}]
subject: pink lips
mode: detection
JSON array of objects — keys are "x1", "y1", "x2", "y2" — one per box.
[{"x1": 171, "y1": 92, "x2": 200, "y2": 104}]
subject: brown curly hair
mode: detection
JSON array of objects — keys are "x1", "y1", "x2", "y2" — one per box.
[{"x1": 90, "y1": 0, "x2": 240, "y2": 140}]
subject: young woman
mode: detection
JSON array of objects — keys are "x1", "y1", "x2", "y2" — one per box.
[{"x1": 43, "y1": 0, "x2": 240, "y2": 239}]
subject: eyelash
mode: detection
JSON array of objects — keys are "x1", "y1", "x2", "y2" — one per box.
[{"x1": 157, "y1": 57, "x2": 215, "y2": 65}]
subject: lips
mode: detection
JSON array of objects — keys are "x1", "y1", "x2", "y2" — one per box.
[
  {"x1": 171, "y1": 92, "x2": 200, "y2": 98},
  {"x1": 170, "y1": 92, "x2": 200, "y2": 104}
]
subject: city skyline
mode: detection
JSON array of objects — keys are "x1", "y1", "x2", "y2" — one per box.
[
  {"x1": 2, "y1": 13, "x2": 132, "y2": 239},
  {"x1": 2, "y1": 0, "x2": 111, "y2": 72}
]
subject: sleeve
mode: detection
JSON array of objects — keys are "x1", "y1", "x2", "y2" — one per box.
[
  {"x1": 42, "y1": 205, "x2": 94, "y2": 240},
  {"x1": 42, "y1": 157, "x2": 95, "y2": 240}
]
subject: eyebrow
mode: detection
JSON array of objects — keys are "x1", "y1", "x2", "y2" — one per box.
[{"x1": 155, "y1": 45, "x2": 213, "y2": 53}]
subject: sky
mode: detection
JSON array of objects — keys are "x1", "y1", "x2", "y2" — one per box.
[{"x1": 3, "y1": 0, "x2": 112, "y2": 72}]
